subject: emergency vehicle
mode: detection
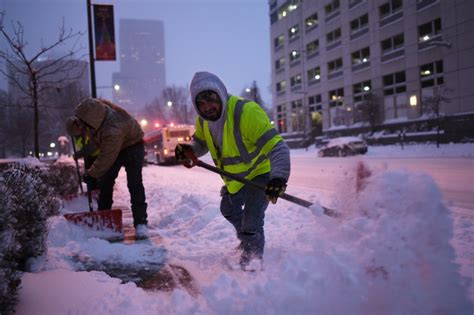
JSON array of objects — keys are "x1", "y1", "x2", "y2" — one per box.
[{"x1": 144, "y1": 124, "x2": 195, "y2": 165}]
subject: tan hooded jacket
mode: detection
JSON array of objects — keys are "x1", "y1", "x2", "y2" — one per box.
[{"x1": 74, "y1": 98, "x2": 144, "y2": 178}]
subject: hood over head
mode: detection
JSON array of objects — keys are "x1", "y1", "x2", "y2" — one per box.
[
  {"x1": 74, "y1": 98, "x2": 107, "y2": 130},
  {"x1": 190, "y1": 71, "x2": 229, "y2": 121},
  {"x1": 65, "y1": 116, "x2": 82, "y2": 136}
]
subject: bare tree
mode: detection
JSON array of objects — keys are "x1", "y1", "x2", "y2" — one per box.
[
  {"x1": 356, "y1": 92, "x2": 380, "y2": 133},
  {"x1": 423, "y1": 85, "x2": 451, "y2": 148},
  {"x1": 0, "y1": 11, "x2": 86, "y2": 158},
  {"x1": 161, "y1": 85, "x2": 191, "y2": 124}
]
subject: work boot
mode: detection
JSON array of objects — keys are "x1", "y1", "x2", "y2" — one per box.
[
  {"x1": 135, "y1": 224, "x2": 149, "y2": 240},
  {"x1": 239, "y1": 249, "x2": 263, "y2": 272}
]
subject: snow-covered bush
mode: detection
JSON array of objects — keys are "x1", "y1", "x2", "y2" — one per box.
[
  {"x1": 1, "y1": 163, "x2": 52, "y2": 268},
  {"x1": 42, "y1": 161, "x2": 80, "y2": 201},
  {"x1": 0, "y1": 173, "x2": 21, "y2": 314}
]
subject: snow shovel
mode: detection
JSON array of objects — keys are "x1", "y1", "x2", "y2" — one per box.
[
  {"x1": 64, "y1": 140, "x2": 123, "y2": 233},
  {"x1": 182, "y1": 153, "x2": 339, "y2": 218}
]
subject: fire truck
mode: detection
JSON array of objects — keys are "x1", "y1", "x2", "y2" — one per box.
[{"x1": 143, "y1": 124, "x2": 195, "y2": 165}]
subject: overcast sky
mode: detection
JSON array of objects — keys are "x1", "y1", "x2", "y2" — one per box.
[{"x1": 0, "y1": 0, "x2": 272, "y2": 104}]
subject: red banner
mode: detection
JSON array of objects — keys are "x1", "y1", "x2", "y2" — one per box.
[{"x1": 93, "y1": 5, "x2": 116, "y2": 61}]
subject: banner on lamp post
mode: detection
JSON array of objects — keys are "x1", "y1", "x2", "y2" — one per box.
[{"x1": 93, "y1": 4, "x2": 116, "y2": 61}]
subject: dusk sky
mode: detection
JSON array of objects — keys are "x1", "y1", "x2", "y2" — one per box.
[{"x1": 0, "y1": 0, "x2": 272, "y2": 104}]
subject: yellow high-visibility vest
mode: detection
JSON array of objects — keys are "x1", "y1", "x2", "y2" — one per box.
[
  {"x1": 74, "y1": 135, "x2": 100, "y2": 157},
  {"x1": 194, "y1": 96, "x2": 283, "y2": 193}
]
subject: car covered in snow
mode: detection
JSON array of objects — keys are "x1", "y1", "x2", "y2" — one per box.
[{"x1": 318, "y1": 136, "x2": 368, "y2": 157}]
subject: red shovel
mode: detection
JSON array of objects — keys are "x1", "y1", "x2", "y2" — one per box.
[{"x1": 64, "y1": 138, "x2": 123, "y2": 233}]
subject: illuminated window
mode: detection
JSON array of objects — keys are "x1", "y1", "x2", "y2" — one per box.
[
  {"x1": 305, "y1": 12, "x2": 319, "y2": 30},
  {"x1": 290, "y1": 99, "x2": 304, "y2": 132},
  {"x1": 418, "y1": 18, "x2": 441, "y2": 42},
  {"x1": 351, "y1": 47, "x2": 370, "y2": 65},
  {"x1": 290, "y1": 74, "x2": 302, "y2": 88},
  {"x1": 329, "y1": 88, "x2": 344, "y2": 107},
  {"x1": 288, "y1": 24, "x2": 300, "y2": 40},
  {"x1": 353, "y1": 80, "x2": 372, "y2": 102},
  {"x1": 307, "y1": 66, "x2": 321, "y2": 83},
  {"x1": 289, "y1": 50, "x2": 301, "y2": 63},
  {"x1": 276, "y1": 103, "x2": 287, "y2": 133},
  {"x1": 420, "y1": 60, "x2": 443, "y2": 88}
]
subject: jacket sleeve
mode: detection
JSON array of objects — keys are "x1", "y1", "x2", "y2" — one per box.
[
  {"x1": 188, "y1": 117, "x2": 209, "y2": 157},
  {"x1": 268, "y1": 140, "x2": 291, "y2": 182},
  {"x1": 87, "y1": 129, "x2": 123, "y2": 178}
]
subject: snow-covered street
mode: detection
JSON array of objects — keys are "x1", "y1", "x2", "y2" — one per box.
[{"x1": 16, "y1": 143, "x2": 474, "y2": 314}]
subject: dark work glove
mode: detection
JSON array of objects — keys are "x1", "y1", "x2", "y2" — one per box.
[
  {"x1": 265, "y1": 178, "x2": 287, "y2": 204},
  {"x1": 83, "y1": 173, "x2": 95, "y2": 187},
  {"x1": 175, "y1": 143, "x2": 195, "y2": 168}
]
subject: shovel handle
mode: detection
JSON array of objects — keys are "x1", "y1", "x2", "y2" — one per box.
[{"x1": 187, "y1": 157, "x2": 339, "y2": 218}]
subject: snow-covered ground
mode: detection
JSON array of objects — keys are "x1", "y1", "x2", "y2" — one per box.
[{"x1": 15, "y1": 143, "x2": 474, "y2": 314}]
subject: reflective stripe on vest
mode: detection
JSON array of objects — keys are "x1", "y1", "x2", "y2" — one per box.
[{"x1": 196, "y1": 96, "x2": 281, "y2": 193}]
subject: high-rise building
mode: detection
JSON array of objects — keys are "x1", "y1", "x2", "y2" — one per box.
[
  {"x1": 112, "y1": 19, "x2": 166, "y2": 114},
  {"x1": 269, "y1": 0, "x2": 474, "y2": 147}
]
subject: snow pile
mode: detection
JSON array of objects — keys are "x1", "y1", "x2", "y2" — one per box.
[{"x1": 14, "y1": 157, "x2": 472, "y2": 314}]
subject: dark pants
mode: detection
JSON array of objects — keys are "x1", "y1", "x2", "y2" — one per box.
[
  {"x1": 220, "y1": 173, "x2": 270, "y2": 257},
  {"x1": 98, "y1": 141, "x2": 148, "y2": 226}
]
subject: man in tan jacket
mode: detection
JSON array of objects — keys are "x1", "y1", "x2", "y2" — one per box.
[{"x1": 74, "y1": 98, "x2": 148, "y2": 238}]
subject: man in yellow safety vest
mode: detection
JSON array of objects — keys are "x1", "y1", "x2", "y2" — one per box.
[{"x1": 175, "y1": 71, "x2": 290, "y2": 270}]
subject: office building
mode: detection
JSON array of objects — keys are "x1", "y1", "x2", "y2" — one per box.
[
  {"x1": 112, "y1": 19, "x2": 166, "y2": 114},
  {"x1": 269, "y1": 0, "x2": 474, "y2": 146}
]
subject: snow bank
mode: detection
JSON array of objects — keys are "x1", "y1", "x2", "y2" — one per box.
[{"x1": 15, "y1": 156, "x2": 472, "y2": 314}]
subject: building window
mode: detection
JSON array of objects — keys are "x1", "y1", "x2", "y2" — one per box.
[
  {"x1": 328, "y1": 57, "x2": 343, "y2": 74},
  {"x1": 290, "y1": 74, "x2": 302, "y2": 88},
  {"x1": 276, "y1": 103, "x2": 287, "y2": 133},
  {"x1": 351, "y1": 47, "x2": 370, "y2": 65},
  {"x1": 308, "y1": 94, "x2": 322, "y2": 111},
  {"x1": 325, "y1": 0, "x2": 340, "y2": 15},
  {"x1": 326, "y1": 28, "x2": 341, "y2": 45},
  {"x1": 420, "y1": 60, "x2": 444, "y2": 88},
  {"x1": 288, "y1": 24, "x2": 300, "y2": 40},
  {"x1": 353, "y1": 80, "x2": 372, "y2": 102},
  {"x1": 275, "y1": 57, "x2": 285, "y2": 71},
  {"x1": 350, "y1": 13, "x2": 369, "y2": 33},
  {"x1": 418, "y1": 18, "x2": 441, "y2": 42},
  {"x1": 276, "y1": 80, "x2": 287, "y2": 93},
  {"x1": 291, "y1": 99, "x2": 304, "y2": 132},
  {"x1": 289, "y1": 50, "x2": 301, "y2": 63},
  {"x1": 381, "y1": 33, "x2": 404, "y2": 54},
  {"x1": 274, "y1": 34, "x2": 284, "y2": 49},
  {"x1": 305, "y1": 12, "x2": 319, "y2": 31},
  {"x1": 383, "y1": 71, "x2": 407, "y2": 120},
  {"x1": 329, "y1": 88, "x2": 344, "y2": 107},
  {"x1": 383, "y1": 71, "x2": 406, "y2": 96},
  {"x1": 277, "y1": 0, "x2": 299, "y2": 21},
  {"x1": 307, "y1": 66, "x2": 321, "y2": 84},
  {"x1": 306, "y1": 39, "x2": 319, "y2": 56},
  {"x1": 379, "y1": 0, "x2": 403, "y2": 19}
]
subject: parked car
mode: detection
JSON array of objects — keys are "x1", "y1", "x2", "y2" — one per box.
[{"x1": 318, "y1": 137, "x2": 368, "y2": 157}]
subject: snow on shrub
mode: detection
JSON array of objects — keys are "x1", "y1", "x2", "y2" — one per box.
[
  {"x1": 0, "y1": 181, "x2": 21, "y2": 315},
  {"x1": 43, "y1": 160, "x2": 80, "y2": 200}
]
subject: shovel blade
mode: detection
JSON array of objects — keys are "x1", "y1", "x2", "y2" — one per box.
[{"x1": 64, "y1": 209, "x2": 123, "y2": 233}]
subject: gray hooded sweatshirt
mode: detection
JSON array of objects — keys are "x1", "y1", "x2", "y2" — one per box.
[{"x1": 189, "y1": 71, "x2": 290, "y2": 182}]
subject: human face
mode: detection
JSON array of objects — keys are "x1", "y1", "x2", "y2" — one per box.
[{"x1": 196, "y1": 92, "x2": 222, "y2": 121}]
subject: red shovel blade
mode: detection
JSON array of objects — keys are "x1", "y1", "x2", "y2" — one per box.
[{"x1": 64, "y1": 209, "x2": 123, "y2": 233}]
